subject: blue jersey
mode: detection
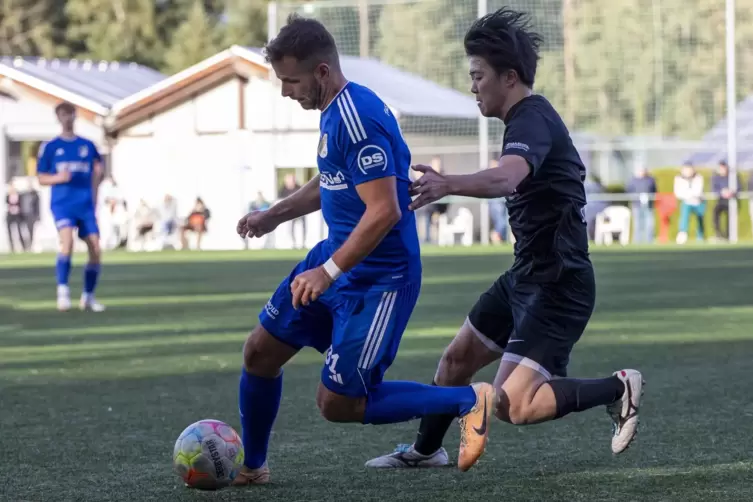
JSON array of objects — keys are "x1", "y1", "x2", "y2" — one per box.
[
  {"x1": 317, "y1": 82, "x2": 421, "y2": 289},
  {"x1": 37, "y1": 136, "x2": 100, "y2": 211}
]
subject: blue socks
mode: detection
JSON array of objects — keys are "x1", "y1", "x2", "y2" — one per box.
[
  {"x1": 57, "y1": 256, "x2": 101, "y2": 294},
  {"x1": 84, "y1": 263, "x2": 101, "y2": 294},
  {"x1": 239, "y1": 369, "x2": 283, "y2": 469},
  {"x1": 363, "y1": 381, "x2": 477, "y2": 425},
  {"x1": 56, "y1": 255, "x2": 72, "y2": 286}
]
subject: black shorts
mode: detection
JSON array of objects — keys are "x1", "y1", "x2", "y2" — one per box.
[{"x1": 466, "y1": 267, "x2": 595, "y2": 379}]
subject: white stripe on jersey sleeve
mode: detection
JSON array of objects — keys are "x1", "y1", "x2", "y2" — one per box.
[
  {"x1": 336, "y1": 95, "x2": 360, "y2": 144},
  {"x1": 343, "y1": 89, "x2": 368, "y2": 141}
]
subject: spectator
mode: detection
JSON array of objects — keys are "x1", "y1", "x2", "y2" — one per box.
[
  {"x1": 674, "y1": 163, "x2": 705, "y2": 244},
  {"x1": 711, "y1": 160, "x2": 740, "y2": 241},
  {"x1": 159, "y1": 194, "x2": 178, "y2": 240},
  {"x1": 5, "y1": 184, "x2": 26, "y2": 253},
  {"x1": 180, "y1": 197, "x2": 210, "y2": 250},
  {"x1": 584, "y1": 177, "x2": 608, "y2": 241},
  {"x1": 626, "y1": 166, "x2": 657, "y2": 244},
  {"x1": 424, "y1": 156, "x2": 450, "y2": 244},
  {"x1": 249, "y1": 191, "x2": 271, "y2": 212},
  {"x1": 19, "y1": 179, "x2": 40, "y2": 251},
  {"x1": 487, "y1": 159, "x2": 508, "y2": 243},
  {"x1": 279, "y1": 174, "x2": 305, "y2": 248},
  {"x1": 749, "y1": 175, "x2": 753, "y2": 236},
  {"x1": 132, "y1": 200, "x2": 156, "y2": 251},
  {"x1": 100, "y1": 198, "x2": 128, "y2": 250}
]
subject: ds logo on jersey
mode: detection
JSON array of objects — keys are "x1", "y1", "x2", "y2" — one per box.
[{"x1": 357, "y1": 145, "x2": 387, "y2": 174}]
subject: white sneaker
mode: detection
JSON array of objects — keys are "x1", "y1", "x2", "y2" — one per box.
[
  {"x1": 57, "y1": 285, "x2": 71, "y2": 312},
  {"x1": 608, "y1": 369, "x2": 644, "y2": 454},
  {"x1": 80, "y1": 294, "x2": 106, "y2": 312},
  {"x1": 364, "y1": 444, "x2": 449, "y2": 468}
]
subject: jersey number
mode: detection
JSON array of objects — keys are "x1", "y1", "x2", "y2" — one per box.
[{"x1": 325, "y1": 346, "x2": 340, "y2": 374}]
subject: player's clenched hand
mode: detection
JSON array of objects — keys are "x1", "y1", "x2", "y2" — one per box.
[
  {"x1": 236, "y1": 210, "x2": 279, "y2": 239},
  {"x1": 57, "y1": 170, "x2": 72, "y2": 184},
  {"x1": 290, "y1": 266, "x2": 333, "y2": 309},
  {"x1": 408, "y1": 164, "x2": 450, "y2": 211}
]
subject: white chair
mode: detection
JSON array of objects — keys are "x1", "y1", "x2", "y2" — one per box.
[
  {"x1": 438, "y1": 207, "x2": 474, "y2": 247},
  {"x1": 594, "y1": 205, "x2": 631, "y2": 246}
]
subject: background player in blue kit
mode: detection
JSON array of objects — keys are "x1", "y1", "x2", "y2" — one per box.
[
  {"x1": 232, "y1": 14, "x2": 496, "y2": 485},
  {"x1": 37, "y1": 102, "x2": 105, "y2": 312}
]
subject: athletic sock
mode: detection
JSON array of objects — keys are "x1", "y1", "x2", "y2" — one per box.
[
  {"x1": 549, "y1": 376, "x2": 625, "y2": 419},
  {"x1": 413, "y1": 380, "x2": 457, "y2": 455},
  {"x1": 56, "y1": 255, "x2": 72, "y2": 286},
  {"x1": 83, "y1": 263, "x2": 101, "y2": 294},
  {"x1": 238, "y1": 369, "x2": 283, "y2": 469},
  {"x1": 362, "y1": 380, "x2": 476, "y2": 425}
]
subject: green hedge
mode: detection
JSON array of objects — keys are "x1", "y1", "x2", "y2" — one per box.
[{"x1": 650, "y1": 167, "x2": 752, "y2": 240}]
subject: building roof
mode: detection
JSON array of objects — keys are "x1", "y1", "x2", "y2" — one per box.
[
  {"x1": 0, "y1": 56, "x2": 165, "y2": 115},
  {"x1": 684, "y1": 95, "x2": 753, "y2": 167},
  {"x1": 111, "y1": 46, "x2": 479, "y2": 123},
  {"x1": 242, "y1": 47, "x2": 478, "y2": 120}
]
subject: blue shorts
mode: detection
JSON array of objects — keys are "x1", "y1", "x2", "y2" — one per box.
[
  {"x1": 259, "y1": 244, "x2": 420, "y2": 398},
  {"x1": 52, "y1": 207, "x2": 99, "y2": 239}
]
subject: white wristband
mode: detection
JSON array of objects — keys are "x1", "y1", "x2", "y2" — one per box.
[{"x1": 322, "y1": 258, "x2": 343, "y2": 281}]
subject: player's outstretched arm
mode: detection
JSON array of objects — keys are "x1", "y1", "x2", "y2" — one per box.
[
  {"x1": 267, "y1": 174, "x2": 322, "y2": 224},
  {"x1": 408, "y1": 157, "x2": 529, "y2": 211},
  {"x1": 328, "y1": 177, "x2": 401, "y2": 274},
  {"x1": 409, "y1": 109, "x2": 553, "y2": 210},
  {"x1": 37, "y1": 172, "x2": 71, "y2": 186}
]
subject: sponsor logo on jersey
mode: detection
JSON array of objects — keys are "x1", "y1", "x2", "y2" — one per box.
[
  {"x1": 318, "y1": 133, "x2": 328, "y2": 158},
  {"x1": 264, "y1": 300, "x2": 279, "y2": 319},
  {"x1": 357, "y1": 145, "x2": 387, "y2": 174},
  {"x1": 320, "y1": 170, "x2": 348, "y2": 191},
  {"x1": 56, "y1": 161, "x2": 90, "y2": 173},
  {"x1": 505, "y1": 142, "x2": 530, "y2": 153}
]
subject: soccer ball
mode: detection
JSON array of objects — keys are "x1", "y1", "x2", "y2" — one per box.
[{"x1": 173, "y1": 419, "x2": 244, "y2": 490}]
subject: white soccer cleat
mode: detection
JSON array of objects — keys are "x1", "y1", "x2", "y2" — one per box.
[
  {"x1": 364, "y1": 444, "x2": 450, "y2": 468},
  {"x1": 80, "y1": 294, "x2": 106, "y2": 312},
  {"x1": 608, "y1": 369, "x2": 644, "y2": 455},
  {"x1": 57, "y1": 285, "x2": 71, "y2": 312}
]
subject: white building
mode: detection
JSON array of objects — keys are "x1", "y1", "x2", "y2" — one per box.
[
  {"x1": 107, "y1": 46, "x2": 481, "y2": 250},
  {"x1": 1, "y1": 47, "x2": 480, "y2": 253},
  {"x1": 0, "y1": 57, "x2": 165, "y2": 252}
]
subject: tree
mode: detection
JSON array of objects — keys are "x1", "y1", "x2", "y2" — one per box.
[
  {"x1": 0, "y1": 0, "x2": 67, "y2": 58},
  {"x1": 223, "y1": 0, "x2": 269, "y2": 49},
  {"x1": 375, "y1": 0, "x2": 472, "y2": 91},
  {"x1": 163, "y1": 0, "x2": 223, "y2": 74},
  {"x1": 65, "y1": 0, "x2": 161, "y2": 67}
]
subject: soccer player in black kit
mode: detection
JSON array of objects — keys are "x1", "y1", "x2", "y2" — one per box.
[{"x1": 366, "y1": 7, "x2": 644, "y2": 469}]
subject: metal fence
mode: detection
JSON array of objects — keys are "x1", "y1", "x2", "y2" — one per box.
[{"x1": 270, "y1": 0, "x2": 751, "y2": 243}]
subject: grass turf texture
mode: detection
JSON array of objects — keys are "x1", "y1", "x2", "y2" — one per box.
[{"x1": 1, "y1": 245, "x2": 753, "y2": 502}]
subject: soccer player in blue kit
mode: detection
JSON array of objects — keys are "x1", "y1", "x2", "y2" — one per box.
[
  {"x1": 232, "y1": 14, "x2": 495, "y2": 484},
  {"x1": 37, "y1": 102, "x2": 105, "y2": 312}
]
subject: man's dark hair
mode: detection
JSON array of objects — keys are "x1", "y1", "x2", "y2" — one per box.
[
  {"x1": 264, "y1": 14, "x2": 339, "y2": 68},
  {"x1": 464, "y1": 7, "x2": 542, "y2": 88},
  {"x1": 55, "y1": 101, "x2": 75, "y2": 115}
]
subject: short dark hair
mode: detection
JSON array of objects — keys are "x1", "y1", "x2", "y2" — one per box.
[
  {"x1": 55, "y1": 101, "x2": 75, "y2": 115},
  {"x1": 464, "y1": 7, "x2": 542, "y2": 88},
  {"x1": 264, "y1": 14, "x2": 339, "y2": 68}
]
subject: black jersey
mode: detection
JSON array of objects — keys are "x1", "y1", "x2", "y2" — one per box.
[{"x1": 500, "y1": 95, "x2": 591, "y2": 282}]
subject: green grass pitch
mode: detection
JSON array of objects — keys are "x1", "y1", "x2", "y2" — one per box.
[{"x1": 1, "y1": 245, "x2": 753, "y2": 501}]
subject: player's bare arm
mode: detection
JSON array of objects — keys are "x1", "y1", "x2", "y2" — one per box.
[
  {"x1": 91, "y1": 160, "x2": 104, "y2": 204},
  {"x1": 37, "y1": 171, "x2": 71, "y2": 186},
  {"x1": 290, "y1": 176, "x2": 401, "y2": 309},
  {"x1": 408, "y1": 155, "x2": 530, "y2": 210},
  {"x1": 237, "y1": 174, "x2": 321, "y2": 238}
]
